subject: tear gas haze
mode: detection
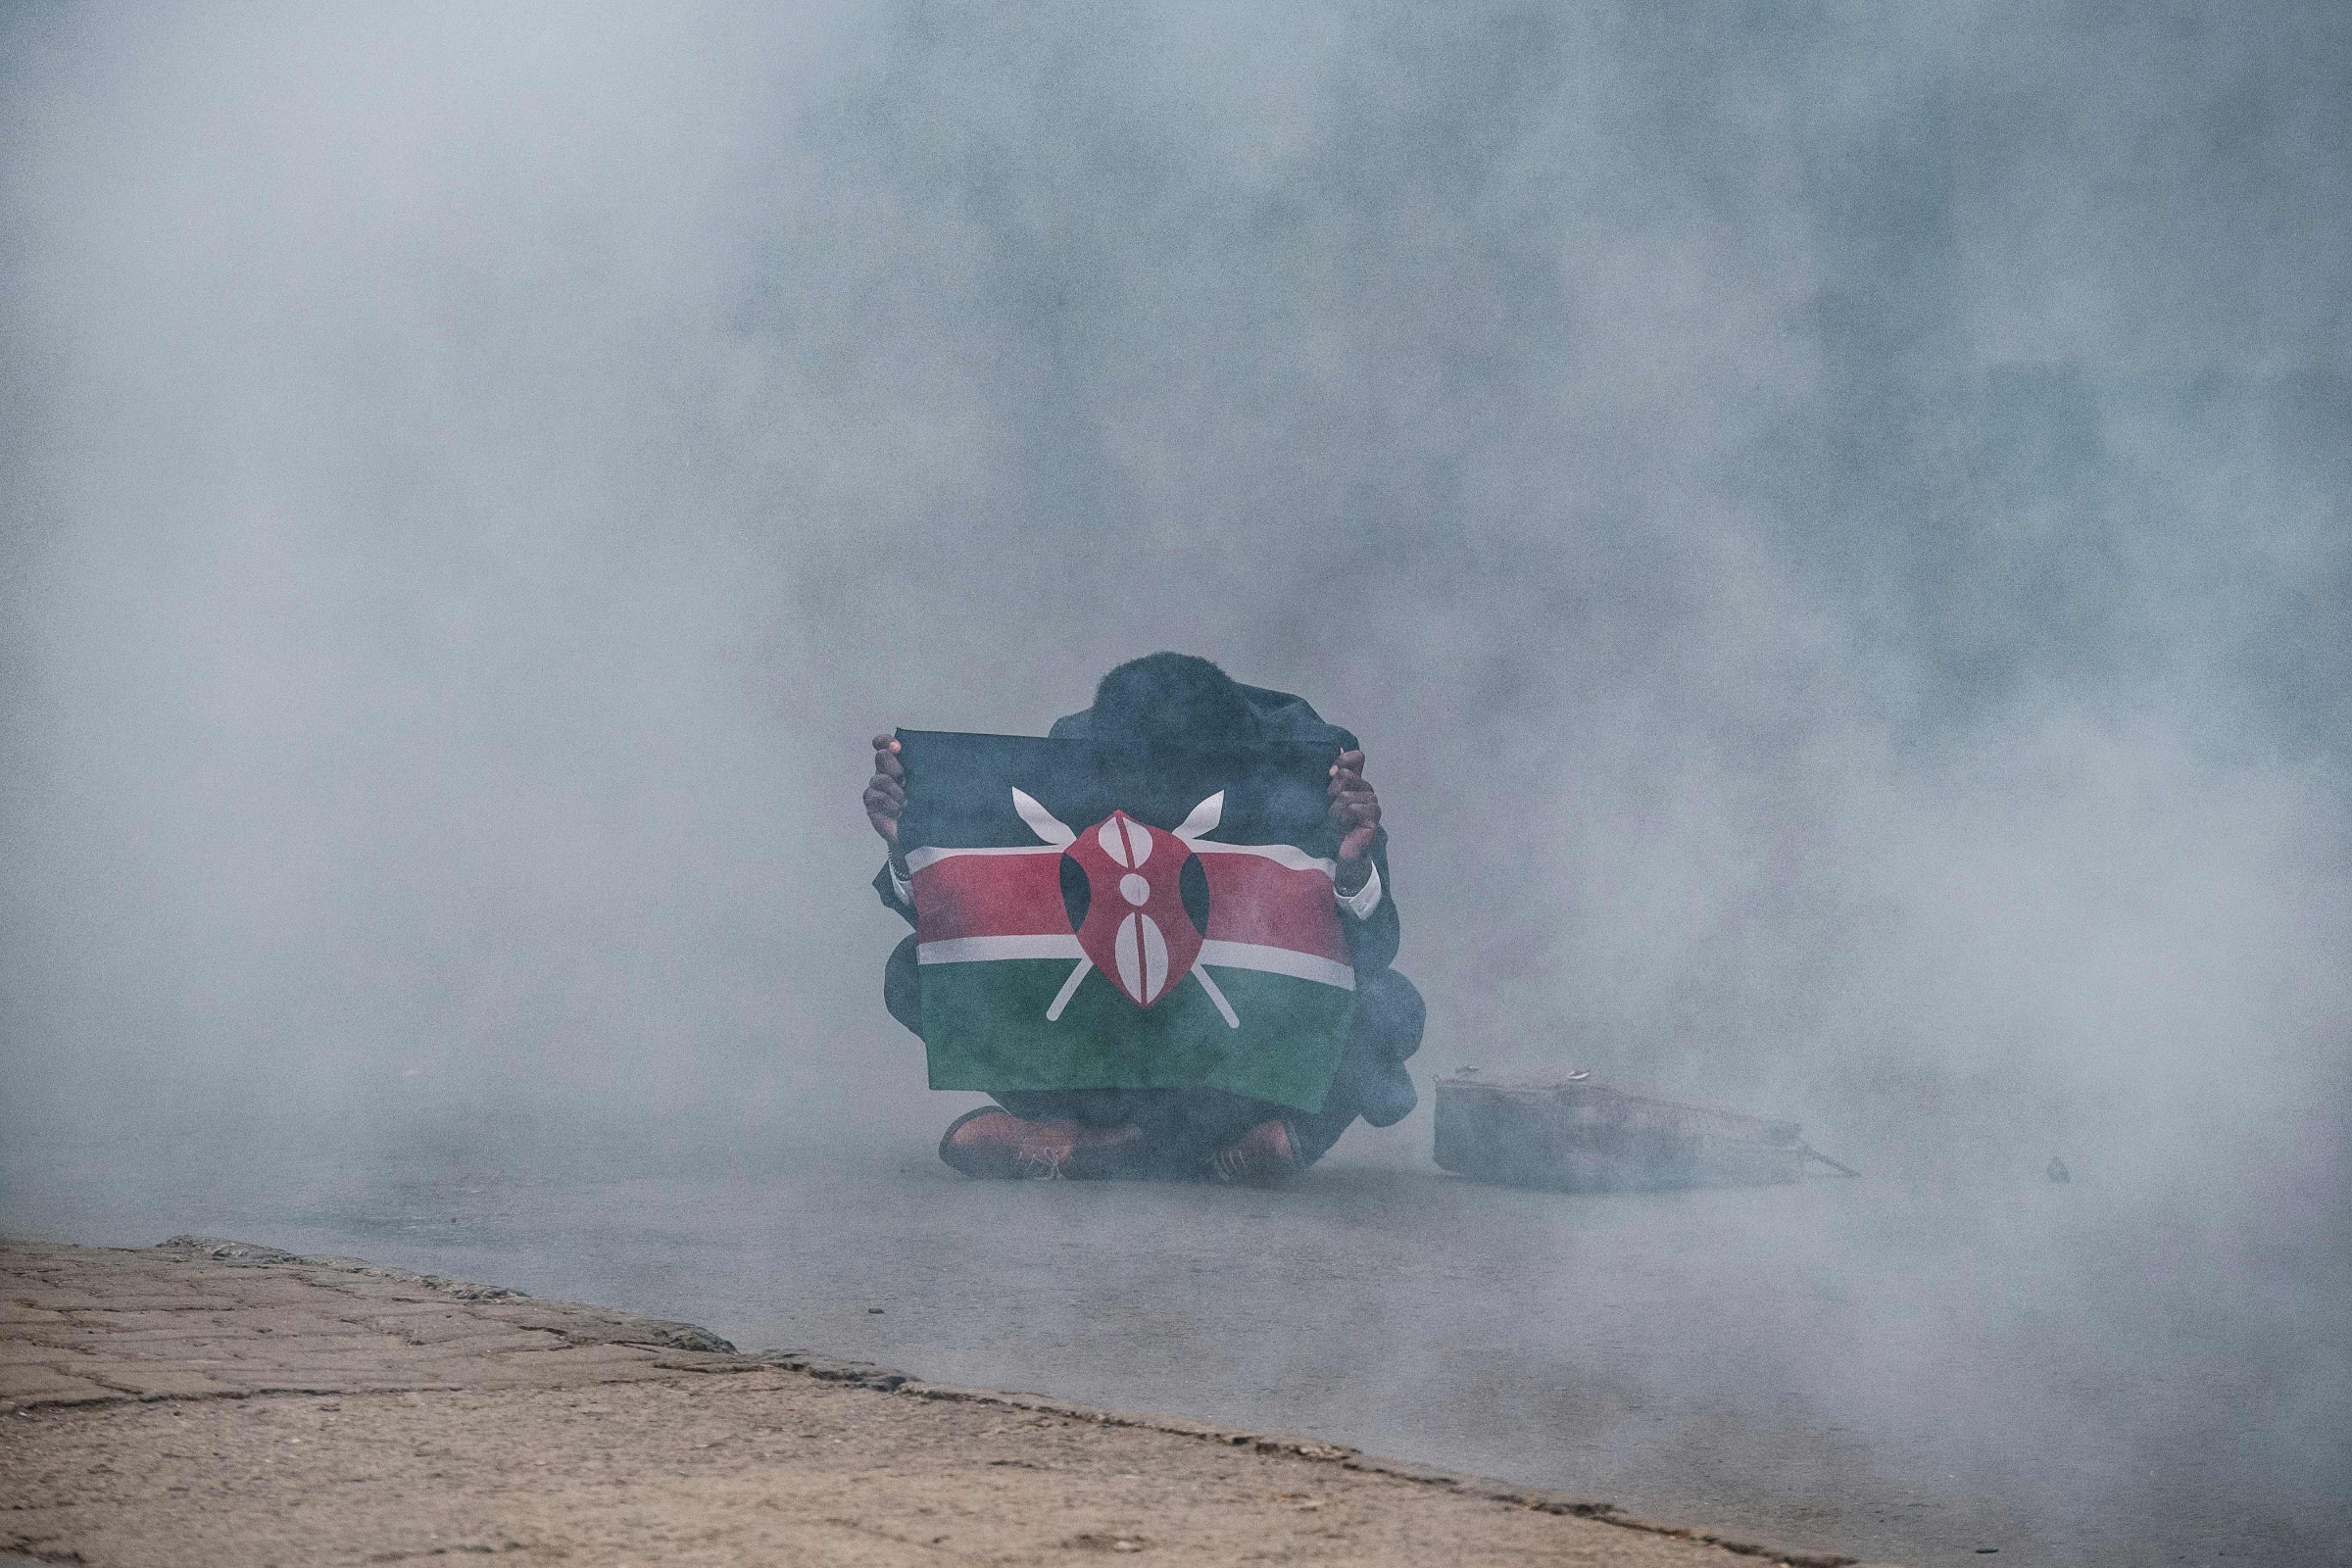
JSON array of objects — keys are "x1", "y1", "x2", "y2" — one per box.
[{"x1": 1, "y1": 3, "x2": 2346, "y2": 1564}]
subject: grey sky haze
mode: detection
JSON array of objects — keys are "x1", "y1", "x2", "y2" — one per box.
[{"x1": 0, "y1": 0, "x2": 2343, "y2": 1232}]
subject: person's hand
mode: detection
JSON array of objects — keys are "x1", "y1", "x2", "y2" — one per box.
[
  {"x1": 865, "y1": 734, "x2": 909, "y2": 873},
  {"x1": 1328, "y1": 749, "x2": 1380, "y2": 895}
]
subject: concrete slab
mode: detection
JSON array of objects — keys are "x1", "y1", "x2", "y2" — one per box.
[{"x1": 0, "y1": 1236, "x2": 1861, "y2": 1568}]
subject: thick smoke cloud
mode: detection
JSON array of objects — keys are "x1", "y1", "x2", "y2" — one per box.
[{"x1": 2, "y1": 0, "x2": 2345, "y2": 1226}]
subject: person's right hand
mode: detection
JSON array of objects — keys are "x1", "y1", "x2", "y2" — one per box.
[{"x1": 864, "y1": 734, "x2": 907, "y2": 870}]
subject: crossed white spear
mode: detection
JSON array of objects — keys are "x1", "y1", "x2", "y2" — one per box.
[{"x1": 1012, "y1": 787, "x2": 1241, "y2": 1030}]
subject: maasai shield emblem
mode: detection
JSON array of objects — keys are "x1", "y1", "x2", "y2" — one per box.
[
  {"x1": 1015, "y1": 790, "x2": 1238, "y2": 1027},
  {"x1": 1063, "y1": 810, "x2": 1201, "y2": 1007}
]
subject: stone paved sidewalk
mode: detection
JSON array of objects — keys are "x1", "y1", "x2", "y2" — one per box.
[
  {"x1": 1, "y1": 1237, "x2": 1881, "y2": 1567},
  {"x1": 1, "y1": 1236, "x2": 750, "y2": 1409}
]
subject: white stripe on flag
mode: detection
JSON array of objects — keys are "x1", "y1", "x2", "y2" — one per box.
[
  {"x1": 1199, "y1": 941, "x2": 1356, "y2": 990},
  {"x1": 906, "y1": 845, "x2": 1063, "y2": 873},
  {"x1": 917, "y1": 934, "x2": 1084, "y2": 963},
  {"x1": 917, "y1": 934, "x2": 1355, "y2": 991}
]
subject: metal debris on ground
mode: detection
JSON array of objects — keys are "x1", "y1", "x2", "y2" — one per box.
[{"x1": 1433, "y1": 1074, "x2": 1858, "y2": 1194}]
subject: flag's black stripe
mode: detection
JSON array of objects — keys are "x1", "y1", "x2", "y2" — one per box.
[{"x1": 896, "y1": 730, "x2": 1343, "y2": 855}]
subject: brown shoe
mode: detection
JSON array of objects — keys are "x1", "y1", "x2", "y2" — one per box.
[
  {"x1": 1208, "y1": 1118, "x2": 1304, "y2": 1184},
  {"x1": 938, "y1": 1108, "x2": 1078, "y2": 1179}
]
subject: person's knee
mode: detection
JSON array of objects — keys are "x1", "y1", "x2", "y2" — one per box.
[
  {"x1": 1353, "y1": 968, "x2": 1425, "y2": 1057},
  {"x1": 1341, "y1": 969, "x2": 1422, "y2": 1131},
  {"x1": 883, "y1": 935, "x2": 923, "y2": 1035}
]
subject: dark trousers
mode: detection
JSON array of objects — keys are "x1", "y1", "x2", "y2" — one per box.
[{"x1": 882, "y1": 935, "x2": 1421, "y2": 1169}]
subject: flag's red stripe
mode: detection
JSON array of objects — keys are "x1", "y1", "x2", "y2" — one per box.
[
  {"x1": 1200, "y1": 856, "x2": 1349, "y2": 964},
  {"x1": 913, "y1": 849, "x2": 1351, "y2": 967},
  {"x1": 912, "y1": 854, "x2": 1066, "y2": 943}
]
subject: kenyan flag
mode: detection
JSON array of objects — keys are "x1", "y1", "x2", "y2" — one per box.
[{"x1": 896, "y1": 730, "x2": 1359, "y2": 1112}]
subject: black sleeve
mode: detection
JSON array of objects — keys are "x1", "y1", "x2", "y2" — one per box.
[
  {"x1": 872, "y1": 860, "x2": 917, "y2": 929},
  {"x1": 1346, "y1": 827, "x2": 1403, "y2": 972}
]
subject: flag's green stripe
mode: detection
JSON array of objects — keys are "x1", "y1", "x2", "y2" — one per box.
[{"x1": 919, "y1": 960, "x2": 1354, "y2": 1112}]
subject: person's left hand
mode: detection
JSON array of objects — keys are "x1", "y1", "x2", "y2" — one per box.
[{"x1": 1329, "y1": 749, "x2": 1381, "y2": 895}]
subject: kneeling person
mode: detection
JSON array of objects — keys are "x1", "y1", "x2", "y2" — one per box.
[{"x1": 865, "y1": 653, "x2": 1424, "y2": 1182}]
